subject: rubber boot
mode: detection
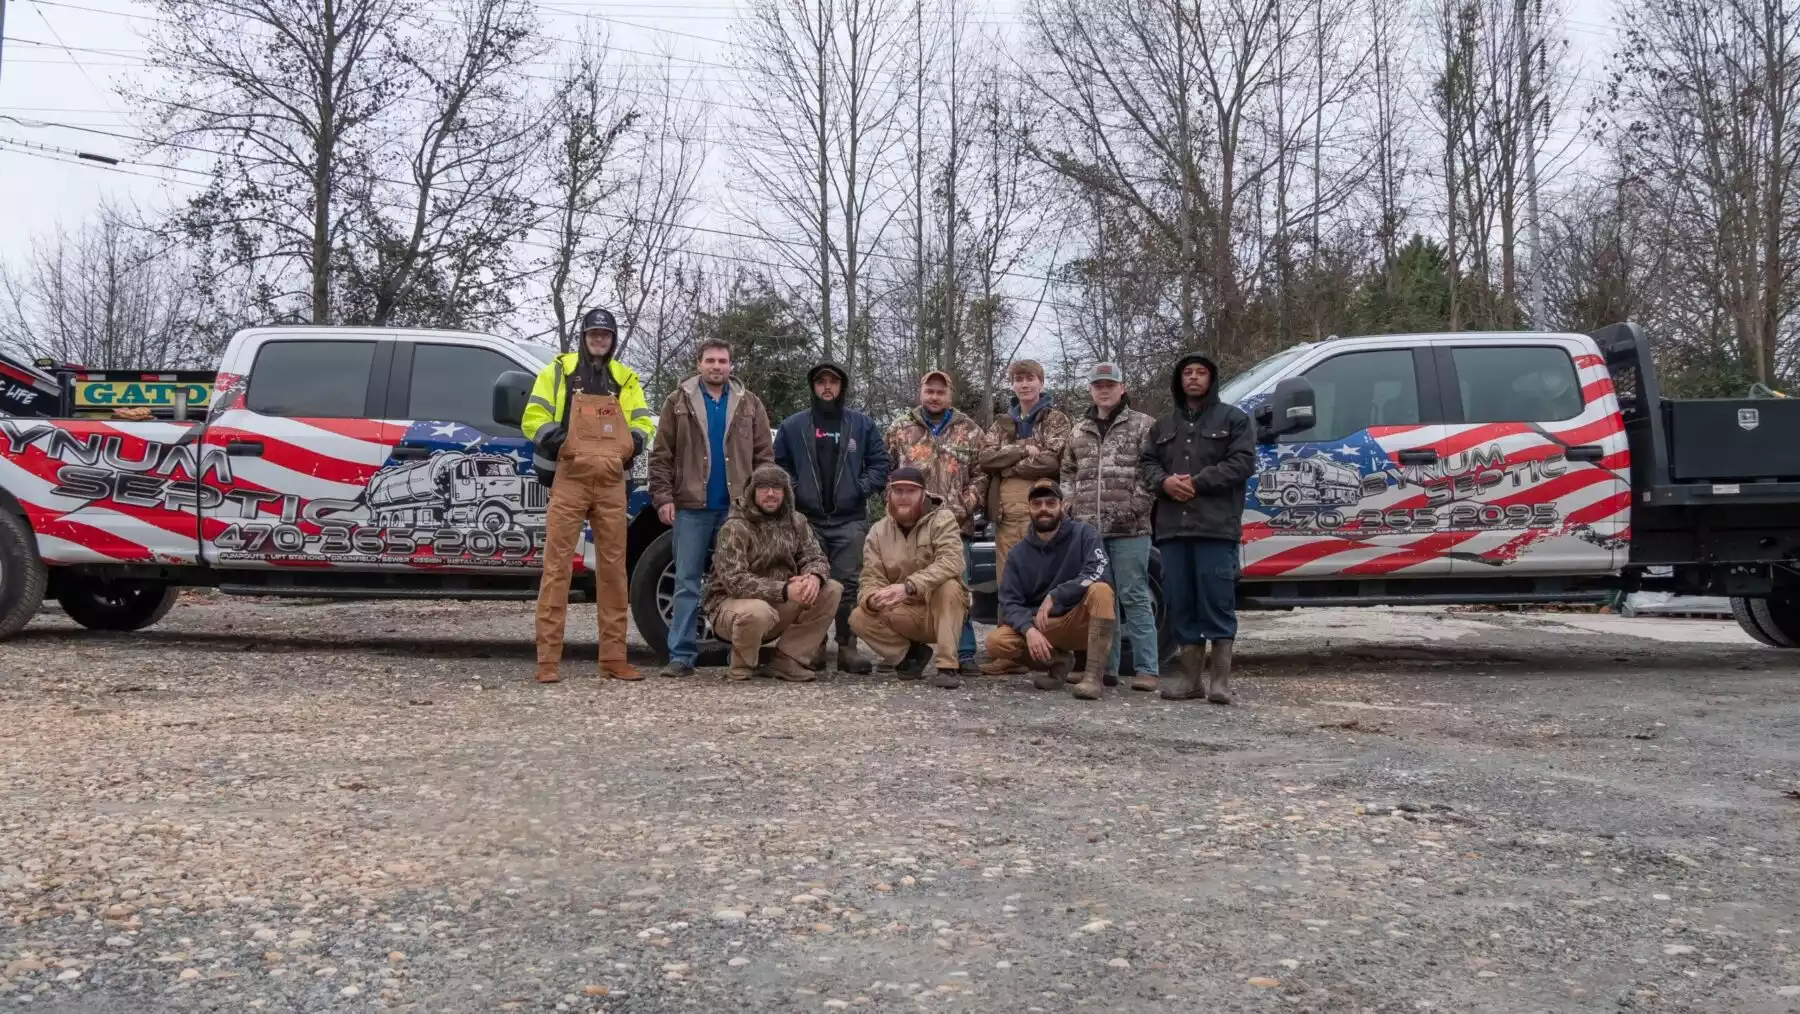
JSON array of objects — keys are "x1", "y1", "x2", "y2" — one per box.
[
  {"x1": 535, "y1": 662, "x2": 561, "y2": 684},
  {"x1": 1207, "y1": 638, "x2": 1234, "y2": 705},
  {"x1": 1160, "y1": 644, "x2": 1204, "y2": 700},
  {"x1": 1034, "y1": 651, "x2": 1074, "y2": 691},
  {"x1": 1070, "y1": 620, "x2": 1113, "y2": 700},
  {"x1": 837, "y1": 635, "x2": 873, "y2": 675}
]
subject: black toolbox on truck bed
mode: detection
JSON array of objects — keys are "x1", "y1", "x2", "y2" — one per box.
[{"x1": 1666, "y1": 398, "x2": 1800, "y2": 481}]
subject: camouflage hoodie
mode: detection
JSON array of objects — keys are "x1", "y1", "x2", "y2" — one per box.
[
  {"x1": 703, "y1": 464, "x2": 832, "y2": 617},
  {"x1": 883, "y1": 407, "x2": 987, "y2": 534},
  {"x1": 1059, "y1": 397, "x2": 1157, "y2": 538}
]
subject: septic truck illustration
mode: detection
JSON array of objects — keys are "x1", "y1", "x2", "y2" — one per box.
[
  {"x1": 364, "y1": 451, "x2": 547, "y2": 532},
  {"x1": 1254, "y1": 456, "x2": 1366, "y2": 508}
]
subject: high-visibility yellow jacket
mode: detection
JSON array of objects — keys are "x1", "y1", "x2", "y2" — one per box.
[{"x1": 522, "y1": 353, "x2": 656, "y2": 444}]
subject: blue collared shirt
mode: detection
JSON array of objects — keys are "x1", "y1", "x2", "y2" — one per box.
[{"x1": 703, "y1": 385, "x2": 730, "y2": 510}]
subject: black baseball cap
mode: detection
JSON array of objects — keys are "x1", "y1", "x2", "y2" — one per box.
[
  {"x1": 888, "y1": 466, "x2": 927, "y2": 488},
  {"x1": 580, "y1": 307, "x2": 617, "y2": 333},
  {"x1": 1027, "y1": 480, "x2": 1062, "y2": 502}
]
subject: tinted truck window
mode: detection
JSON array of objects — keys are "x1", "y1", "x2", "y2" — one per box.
[
  {"x1": 1453, "y1": 346, "x2": 1583, "y2": 423},
  {"x1": 1288, "y1": 349, "x2": 1421, "y2": 442},
  {"x1": 246, "y1": 341, "x2": 376, "y2": 418},
  {"x1": 407, "y1": 344, "x2": 522, "y2": 434}
]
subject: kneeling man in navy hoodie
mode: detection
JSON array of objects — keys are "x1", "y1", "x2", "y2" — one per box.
[{"x1": 985, "y1": 480, "x2": 1116, "y2": 701}]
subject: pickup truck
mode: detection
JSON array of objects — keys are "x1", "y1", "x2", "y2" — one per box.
[{"x1": 3, "y1": 322, "x2": 1797, "y2": 652}]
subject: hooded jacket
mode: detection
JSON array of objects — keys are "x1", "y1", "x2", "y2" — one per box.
[
  {"x1": 773, "y1": 362, "x2": 891, "y2": 524},
  {"x1": 997, "y1": 515, "x2": 1112, "y2": 634},
  {"x1": 1140, "y1": 352, "x2": 1257, "y2": 543},
  {"x1": 1059, "y1": 396, "x2": 1157, "y2": 538},
  {"x1": 857, "y1": 491, "x2": 966, "y2": 609},
  {"x1": 703, "y1": 464, "x2": 833, "y2": 617}
]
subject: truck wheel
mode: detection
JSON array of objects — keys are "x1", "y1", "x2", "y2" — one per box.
[
  {"x1": 476, "y1": 503, "x2": 512, "y2": 533},
  {"x1": 1748, "y1": 595, "x2": 1800, "y2": 648},
  {"x1": 56, "y1": 578, "x2": 178, "y2": 632},
  {"x1": 1730, "y1": 597, "x2": 1784, "y2": 647},
  {"x1": 629, "y1": 530, "x2": 718, "y2": 658},
  {"x1": 0, "y1": 510, "x2": 48, "y2": 641}
]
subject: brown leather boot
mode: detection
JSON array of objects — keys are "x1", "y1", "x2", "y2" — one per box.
[
  {"x1": 535, "y1": 662, "x2": 561, "y2": 684},
  {"x1": 1070, "y1": 619, "x2": 1114, "y2": 700},
  {"x1": 1129, "y1": 673, "x2": 1158, "y2": 693},
  {"x1": 1033, "y1": 651, "x2": 1074, "y2": 691},
  {"x1": 761, "y1": 653, "x2": 818, "y2": 683},
  {"x1": 1160, "y1": 644, "x2": 1204, "y2": 700},
  {"x1": 837, "y1": 636, "x2": 873, "y2": 675},
  {"x1": 600, "y1": 660, "x2": 643, "y2": 681},
  {"x1": 1206, "y1": 638, "x2": 1234, "y2": 704},
  {"x1": 980, "y1": 658, "x2": 1026, "y2": 676}
]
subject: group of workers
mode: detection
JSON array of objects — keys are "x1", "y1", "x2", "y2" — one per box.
[{"x1": 522, "y1": 308, "x2": 1257, "y2": 703}]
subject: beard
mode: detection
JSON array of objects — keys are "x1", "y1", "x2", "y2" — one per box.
[
  {"x1": 1031, "y1": 513, "x2": 1061, "y2": 533},
  {"x1": 888, "y1": 499, "x2": 922, "y2": 526}
]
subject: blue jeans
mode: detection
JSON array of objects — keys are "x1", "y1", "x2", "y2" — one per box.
[
  {"x1": 1159, "y1": 537, "x2": 1240, "y2": 645},
  {"x1": 667, "y1": 508, "x2": 727, "y2": 663},
  {"x1": 1106, "y1": 535, "x2": 1159, "y2": 677},
  {"x1": 958, "y1": 537, "x2": 976, "y2": 661}
]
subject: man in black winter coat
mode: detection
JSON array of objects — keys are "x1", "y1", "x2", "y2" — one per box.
[
  {"x1": 1140, "y1": 353, "x2": 1257, "y2": 704},
  {"x1": 774, "y1": 362, "x2": 891, "y2": 673},
  {"x1": 985, "y1": 481, "x2": 1118, "y2": 701}
]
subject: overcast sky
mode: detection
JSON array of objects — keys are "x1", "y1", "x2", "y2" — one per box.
[{"x1": 0, "y1": 0, "x2": 1621, "y2": 333}]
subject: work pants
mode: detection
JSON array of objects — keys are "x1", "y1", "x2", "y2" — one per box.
[
  {"x1": 986, "y1": 582, "x2": 1115, "y2": 665},
  {"x1": 710, "y1": 580, "x2": 844, "y2": 671},
  {"x1": 849, "y1": 579, "x2": 967, "y2": 666},
  {"x1": 991, "y1": 477, "x2": 1034, "y2": 589},
  {"x1": 808, "y1": 517, "x2": 865, "y2": 644},
  {"x1": 1160, "y1": 537, "x2": 1240, "y2": 644},
  {"x1": 537, "y1": 393, "x2": 634, "y2": 667}
]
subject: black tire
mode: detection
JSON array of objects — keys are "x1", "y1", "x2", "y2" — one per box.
[
  {"x1": 1749, "y1": 595, "x2": 1800, "y2": 648},
  {"x1": 628, "y1": 529, "x2": 721, "y2": 658},
  {"x1": 1731, "y1": 597, "x2": 1784, "y2": 647},
  {"x1": 0, "y1": 510, "x2": 49, "y2": 641},
  {"x1": 56, "y1": 578, "x2": 178, "y2": 632}
]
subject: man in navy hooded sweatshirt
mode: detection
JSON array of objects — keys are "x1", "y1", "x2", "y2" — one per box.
[{"x1": 774, "y1": 362, "x2": 891, "y2": 674}]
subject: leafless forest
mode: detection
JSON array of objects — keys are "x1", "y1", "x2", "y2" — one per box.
[{"x1": 2, "y1": 0, "x2": 1797, "y2": 420}]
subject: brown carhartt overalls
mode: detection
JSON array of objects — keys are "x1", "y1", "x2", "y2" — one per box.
[{"x1": 535, "y1": 388, "x2": 637, "y2": 681}]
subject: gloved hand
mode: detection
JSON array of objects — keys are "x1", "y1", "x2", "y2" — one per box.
[
  {"x1": 535, "y1": 422, "x2": 567, "y2": 462},
  {"x1": 628, "y1": 429, "x2": 645, "y2": 464}
]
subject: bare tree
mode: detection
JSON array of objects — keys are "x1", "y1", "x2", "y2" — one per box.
[{"x1": 0, "y1": 208, "x2": 222, "y2": 368}]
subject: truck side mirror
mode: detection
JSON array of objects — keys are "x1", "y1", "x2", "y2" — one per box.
[
  {"x1": 1257, "y1": 376, "x2": 1317, "y2": 443},
  {"x1": 493, "y1": 371, "x2": 533, "y2": 428}
]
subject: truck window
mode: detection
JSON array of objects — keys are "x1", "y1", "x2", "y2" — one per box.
[
  {"x1": 408, "y1": 344, "x2": 523, "y2": 433},
  {"x1": 1452, "y1": 346, "x2": 1583, "y2": 423},
  {"x1": 1286, "y1": 349, "x2": 1420, "y2": 442},
  {"x1": 246, "y1": 341, "x2": 378, "y2": 418}
]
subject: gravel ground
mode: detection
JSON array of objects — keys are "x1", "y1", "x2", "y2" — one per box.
[{"x1": 3, "y1": 595, "x2": 1799, "y2": 1013}]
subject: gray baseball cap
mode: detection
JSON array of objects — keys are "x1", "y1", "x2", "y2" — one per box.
[{"x1": 1088, "y1": 362, "x2": 1124, "y2": 384}]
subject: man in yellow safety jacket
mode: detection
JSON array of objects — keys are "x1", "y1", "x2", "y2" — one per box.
[{"x1": 522, "y1": 307, "x2": 657, "y2": 683}]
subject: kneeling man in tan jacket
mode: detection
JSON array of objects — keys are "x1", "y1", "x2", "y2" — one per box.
[{"x1": 849, "y1": 466, "x2": 969, "y2": 689}]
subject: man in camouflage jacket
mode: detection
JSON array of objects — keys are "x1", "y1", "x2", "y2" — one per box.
[
  {"x1": 703, "y1": 465, "x2": 842, "y2": 682},
  {"x1": 1059, "y1": 362, "x2": 1161, "y2": 692},
  {"x1": 883, "y1": 369, "x2": 987, "y2": 674},
  {"x1": 976, "y1": 359, "x2": 1072, "y2": 675}
]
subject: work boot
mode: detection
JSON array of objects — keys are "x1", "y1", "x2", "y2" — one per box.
[
  {"x1": 659, "y1": 660, "x2": 695, "y2": 679},
  {"x1": 1129, "y1": 673, "x2": 1159, "y2": 693},
  {"x1": 1160, "y1": 644, "x2": 1203, "y2": 699},
  {"x1": 1206, "y1": 638, "x2": 1234, "y2": 705},
  {"x1": 762, "y1": 653, "x2": 817, "y2": 683},
  {"x1": 726, "y1": 665, "x2": 755, "y2": 682},
  {"x1": 1070, "y1": 619, "x2": 1114, "y2": 700},
  {"x1": 1034, "y1": 651, "x2": 1074, "y2": 691},
  {"x1": 535, "y1": 662, "x2": 561, "y2": 684},
  {"x1": 895, "y1": 645, "x2": 933, "y2": 681},
  {"x1": 926, "y1": 666, "x2": 962, "y2": 689},
  {"x1": 600, "y1": 660, "x2": 643, "y2": 681},
  {"x1": 958, "y1": 657, "x2": 982, "y2": 678},
  {"x1": 980, "y1": 658, "x2": 1026, "y2": 677},
  {"x1": 837, "y1": 636, "x2": 873, "y2": 675}
]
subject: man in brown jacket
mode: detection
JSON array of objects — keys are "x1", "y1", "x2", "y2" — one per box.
[
  {"x1": 704, "y1": 465, "x2": 841, "y2": 682},
  {"x1": 976, "y1": 359, "x2": 1071, "y2": 674},
  {"x1": 848, "y1": 467, "x2": 968, "y2": 689},
  {"x1": 648, "y1": 338, "x2": 775, "y2": 677}
]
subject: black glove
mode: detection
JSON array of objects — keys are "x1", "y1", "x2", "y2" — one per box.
[
  {"x1": 628, "y1": 429, "x2": 645, "y2": 464},
  {"x1": 535, "y1": 422, "x2": 567, "y2": 461}
]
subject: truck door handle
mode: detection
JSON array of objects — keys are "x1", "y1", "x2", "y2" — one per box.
[
  {"x1": 391, "y1": 446, "x2": 430, "y2": 460},
  {"x1": 1565, "y1": 444, "x2": 1605, "y2": 461},
  {"x1": 1396, "y1": 448, "x2": 1438, "y2": 465},
  {"x1": 224, "y1": 440, "x2": 264, "y2": 457}
]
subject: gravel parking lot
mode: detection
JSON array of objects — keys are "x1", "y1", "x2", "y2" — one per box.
[{"x1": 3, "y1": 596, "x2": 1799, "y2": 1013}]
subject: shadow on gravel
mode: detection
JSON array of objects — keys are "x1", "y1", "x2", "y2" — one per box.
[
  {"x1": 1244, "y1": 642, "x2": 1797, "y2": 674},
  {"x1": 12, "y1": 626, "x2": 667, "y2": 663}
]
